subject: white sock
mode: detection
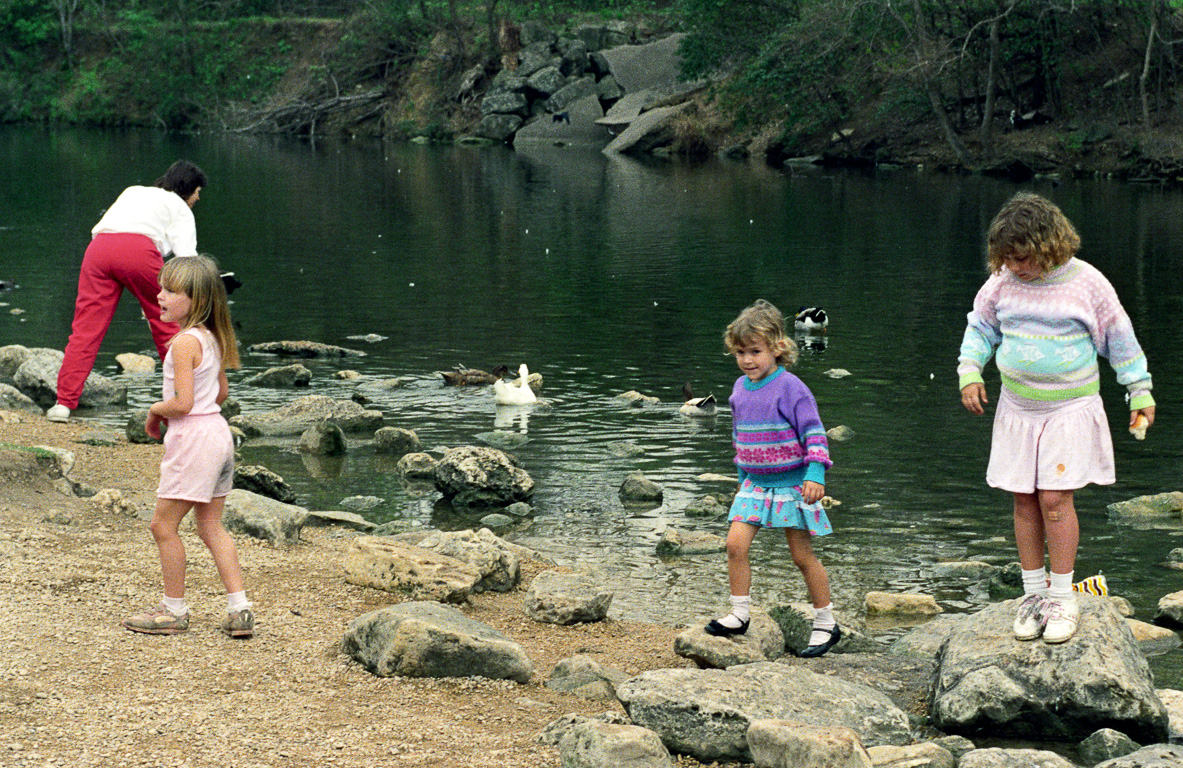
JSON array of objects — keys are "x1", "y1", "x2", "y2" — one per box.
[
  {"x1": 1021, "y1": 567, "x2": 1048, "y2": 596},
  {"x1": 227, "y1": 591, "x2": 251, "y2": 614},
  {"x1": 809, "y1": 603, "x2": 836, "y2": 646},
  {"x1": 162, "y1": 596, "x2": 188, "y2": 616},
  {"x1": 1048, "y1": 571, "x2": 1074, "y2": 601},
  {"x1": 715, "y1": 595, "x2": 751, "y2": 628}
]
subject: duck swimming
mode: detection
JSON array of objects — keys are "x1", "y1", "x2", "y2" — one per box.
[
  {"x1": 441, "y1": 364, "x2": 500, "y2": 386},
  {"x1": 493, "y1": 363, "x2": 538, "y2": 405},
  {"x1": 794, "y1": 307, "x2": 828, "y2": 333},
  {"x1": 680, "y1": 382, "x2": 717, "y2": 416}
]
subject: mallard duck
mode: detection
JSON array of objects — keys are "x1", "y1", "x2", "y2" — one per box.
[
  {"x1": 493, "y1": 363, "x2": 538, "y2": 405},
  {"x1": 680, "y1": 382, "x2": 717, "y2": 416},
  {"x1": 795, "y1": 307, "x2": 828, "y2": 333},
  {"x1": 441, "y1": 364, "x2": 500, "y2": 386}
]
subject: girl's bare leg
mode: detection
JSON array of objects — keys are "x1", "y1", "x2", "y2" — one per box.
[
  {"x1": 785, "y1": 528, "x2": 830, "y2": 608},
  {"x1": 1012, "y1": 492, "x2": 1047, "y2": 571},
  {"x1": 1038, "y1": 489, "x2": 1078, "y2": 576},
  {"x1": 192, "y1": 496, "x2": 244, "y2": 594},
  {"x1": 725, "y1": 521, "x2": 759, "y2": 597},
  {"x1": 149, "y1": 498, "x2": 194, "y2": 599}
]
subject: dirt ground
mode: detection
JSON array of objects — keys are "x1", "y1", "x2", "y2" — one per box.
[{"x1": 0, "y1": 410, "x2": 725, "y2": 768}]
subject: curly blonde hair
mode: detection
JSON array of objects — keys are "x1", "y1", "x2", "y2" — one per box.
[
  {"x1": 723, "y1": 299, "x2": 798, "y2": 368},
  {"x1": 986, "y1": 192, "x2": 1080, "y2": 274}
]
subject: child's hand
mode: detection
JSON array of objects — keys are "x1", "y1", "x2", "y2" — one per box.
[
  {"x1": 802, "y1": 481, "x2": 824, "y2": 505},
  {"x1": 145, "y1": 411, "x2": 164, "y2": 441},
  {"x1": 1129, "y1": 406, "x2": 1155, "y2": 440},
  {"x1": 960, "y1": 382, "x2": 988, "y2": 415}
]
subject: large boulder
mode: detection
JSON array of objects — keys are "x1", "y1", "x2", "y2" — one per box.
[
  {"x1": 1094, "y1": 745, "x2": 1183, "y2": 767},
  {"x1": 244, "y1": 363, "x2": 312, "y2": 388},
  {"x1": 558, "y1": 720, "x2": 672, "y2": 768},
  {"x1": 229, "y1": 395, "x2": 383, "y2": 436},
  {"x1": 747, "y1": 720, "x2": 873, "y2": 768},
  {"x1": 958, "y1": 748, "x2": 1076, "y2": 767},
  {"x1": 930, "y1": 596, "x2": 1169, "y2": 742},
  {"x1": 1155, "y1": 590, "x2": 1183, "y2": 626},
  {"x1": 414, "y1": 528, "x2": 520, "y2": 593},
  {"x1": 616, "y1": 663, "x2": 911, "y2": 764},
  {"x1": 546, "y1": 654, "x2": 629, "y2": 701},
  {"x1": 0, "y1": 382, "x2": 41, "y2": 414},
  {"x1": 525, "y1": 569, "x2": 612, "y2": 625},
  {"x1": 297, "y1": 421, "x2": 347, "y2": 456},
  {"x1": 433, "y1": 446, "x2": 534, "y2": 508},
  {"x1": 674, "y1": 610, "x2": 784, "y2": 668},
  {"x1": 233, "y1": 465, "x2": 297, "y2": 503},
  {"x1": 1106, "y1": 492, "x2": 1183, "y2": 529},
  {"x1": 342, "y1": 601, "x2": 532, "y2": 683},
  {"x1": 222, "y1": 488, "x2": 308, "y2": 545},
  {"x1": 342, "y1": 536, "x2": 480, "y2": 604},
  {"x1": 13, "y1": 348, "x2": 126, "y2": 407}
]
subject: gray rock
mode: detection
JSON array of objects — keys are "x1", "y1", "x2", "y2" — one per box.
[
  {"x1": 230, "y1": 395, "x2": 383, "y2": 436},
  {"x1": 304, "y1": 509, "x2": 376, "y2": 532},
  {"x1": 889, "y1": 614, "x2": 972, "y2": 658},
  {"x1": 481, "y1": 91, "x2": 529, "y2": 116},
  {"x1": 538, "y1": 712, "x2": 632, "y2": 748},
  {"x1": 489, "y1": 70, "x2": 528, "y2": 94},
  {"x1": 297, "y1": 421, "x2": 347, "y2": 455},
  {"x1": 515, "y1": 42, "x2": 553, "y2": 78},
  {"x1": 1158, "y1": 688, "x2": 1183, "y2": 740},
  {"x1": 768, "y1": 602, "x2": 877, "y2": 655},
  {"x1": 247, "y1": 340, "x2": 365, "y2": 358},
  {"x1": 479, "y1": 513, "x2": 514, "y2": 529},
  {"x1": 14, "y1": 348, "x2": 126, "y2": 408},
  {"x1": 1093, "y1": 745, "x2": 1183, "y2": 768},
  {"x1": 1106, "y1": 492, "x2": 1183, "y2": 528},
  {"x1": 865, "y1": 591, "x2": 942, "y2": 617},
  {"x1": 244, "y1": 363, "x2": 312, "y2": 388},
  {"x1": 928, "y1": 560, "x2": 998, "y2": 580},
  {"x1": 827, "y1": 424, "x2": 856, "y2": 441},
  {"x1": 596, "y1": 74, "x2": 624, "y2": 101},
  {"x1": 616, "y1": 663, "x2": 911, "y2": 763},
  {"x1": 600, "y1": 33, "x2": 695, "y2": 95},
  {"x1": 125, "y1": 409, "x2": 163, "y2": 444},
  {"x1": 930, "y1": 735, "x2": 976, "y2": 760},
  {"x1": 603, "y1": 103, "x2": 691, "y2": 156},
  {"x1": 476, "y1": 113, "x2": 523, "y2": 141},
  {"x1": 655, "y1": 527, "x2": 725, "y2": 556},
  {"x1": 558, "y1": 721, "x2": 672, "y2": 768},
  {"x1": 526, "y1": 569, "x2": 612, "y2": 625},
  {"x1": 683, "y1": 495, "x2": 726, "y2": 518},
  {"x1": 223, "y1": 488, "x2": 307, "y2": 545},
  {"x1": 433, "y1": 446, "x2": 534, "y2": 508},
  {"x1": 674, "y1": 610, "x2": 784, "y2": 668},
  {"x1": 519, "y1": 20, "x2": 555, "y2": 47},
  {"x1": 958, "y1": 748, "x2": 1076, "y2": 768},
  {"x1": 748, "y1": 719, "x2": 873, "y2": 768},
  {"x1": 1078, "y1": 728, "x2": 1140, "y2": 765},
  {"x1": 865, "y1": 742, "x2": 955, "y2": 768},
  {"x1": 0, "y1": 344, "x2": 35, "y2": 383},
  {"x1": 619, "y1": 472, "x2": 662, "y2": 503},
  {"x1": 416, "y1": 528, "x2": 520, "y2": 593},
  {"x1": 233, "y1": 465, "x2": 297, "y2": 504},
  {"x1": 475, "y1": 430, "x2": 529, "y2": 450},
  {"x1": 526, "y1": 65, "x2": 565, "y2": 95},
  {"x1": 504, "y1": 501, "x2": 534, "y2": 518},
  {"x1": 616, "y1": 390, "x2": 660, "y2": 407},
  {"x1": 1126, "y1": 618, "x2": 1181, "y2": 656},
  {"x1": 340, "y1": 495, "x2": 383, "y2": 512},
  {"x1": 1167, "y1": 548, "x2": 1183, "y2": 567},
  {"x1": 606, "y1": 441, "x2": 646, "y2": 457},
  {"x1": 396, "y1": 452, "x2": 436, "y2": 479},
  {"x1": 1155, "y1": 590, "x2": 1183, "y2": 626},
  {"x1": 342, "y1": 536, "x2": 480, "y2": 603},
  {"x1": 220, "y1": 396, "x2": 242, "y2": 420},
  {"x1": 572, "y1": 24, "x2": 606, "y2": 52},
  {"x1": 115, "y1": 352, "x2": 155, "y2": 373},
  {"x1": 74, "y1": 430, "x2": 119, "y2": 447},
  {"x1": 342, "y1": 601, "x2": 532, "y2": 683},
  {"x1": 931, "y1": 596, "x2": 1168, "y2": 742},
  {"x1": 0, "y1": 382, "x2": 41, "y2": 414},
  {"x1": 374, "y1": 426, "x2": 422, "y2": 456},
  {"x1": 544, "y1": 76, "x2": 597, "y2": 114},
  {"x1": 545, "y1": 654, "x2": 628, "y2": 701}
]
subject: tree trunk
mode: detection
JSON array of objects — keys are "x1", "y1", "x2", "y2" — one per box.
[
  {"x1": 1140, "y1": 14, "x2": 1158, "y2": 128},
  {"x1": 979, "y1": 12, "x2": 1002, "y2": 161},
  {"x1": 927, "y1": 80, "x2": 972, "y2": 166}
]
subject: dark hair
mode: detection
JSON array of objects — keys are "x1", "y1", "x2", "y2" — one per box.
[{"x1": 155, "y1": 160, "x2": 207, "y2": 201}]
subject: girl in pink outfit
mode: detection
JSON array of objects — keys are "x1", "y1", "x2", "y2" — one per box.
[
  {"x1": 958, "y1": 192, "x2": 1154, "y2": 645},
  {"x1": 48, "y1": 160, "x2": 206, "y2": 422},
  {"x1": 122, "y1": 255, "x2": 253, "y2": 639}
]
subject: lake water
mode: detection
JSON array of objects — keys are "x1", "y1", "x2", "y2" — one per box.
[{"x1": 2, "y1": 126, "x2": 1180, "y2": 685}]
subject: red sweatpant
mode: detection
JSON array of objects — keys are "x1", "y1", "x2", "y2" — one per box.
[{"x1": 55, "y1": 233, "x2": 179, "y2": 409}]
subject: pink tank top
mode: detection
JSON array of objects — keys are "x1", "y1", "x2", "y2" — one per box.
[{"x1": 162, "y1": 327, "x2": 222, "y2": 416}]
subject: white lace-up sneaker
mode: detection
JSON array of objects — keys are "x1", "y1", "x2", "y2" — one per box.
[
  {"x1": 1042, "y1": 598, "x2": 1080, "y2": 644},
  {"x1": 46, "y1": 404, "x2": 70, "y2": 422},
  {"x1": 1012, "y1": 593, "x2": 1047, "y2": 640}
]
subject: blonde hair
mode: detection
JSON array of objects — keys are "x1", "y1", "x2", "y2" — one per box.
[
  {"x1": 724, "y1": 299, "x2": 798, "y2": 368},
  {"x1": 986, "y1": 192, "x2": 1080, "y2": 274},
  {"x1": 158, "y1": 255, "x2": 240, "y2": 369}
]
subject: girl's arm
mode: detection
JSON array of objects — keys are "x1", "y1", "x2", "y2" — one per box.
[
  {"x1": 215, "y1": 368, "x2": 229, "y2": 405},
  {"x1": 150, "y1": 334, "x2": 200, "y2": 419}
]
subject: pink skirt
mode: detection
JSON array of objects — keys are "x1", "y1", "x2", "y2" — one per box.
[
  {"x1": 987, "y1": 390, "x2": 1114, "y2": 494},
  {"x1": 157, "y1": 413, "x2": 235, "y2": 503}
]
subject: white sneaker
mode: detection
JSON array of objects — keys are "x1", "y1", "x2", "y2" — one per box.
[
  {"x1": 1042, "y1": 598, "x2": 1080, "y2": 644},
  {"x1": 46, "y1": 404, "x2": 70, "y2": 423},
  {"x1": 1012, "y1": 593, "x2": 1047, "y2": 640}
]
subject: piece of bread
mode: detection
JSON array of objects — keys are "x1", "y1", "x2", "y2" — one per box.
[{"x1": 1130, "y1": 413, "x2": 1149, "y2": 441}]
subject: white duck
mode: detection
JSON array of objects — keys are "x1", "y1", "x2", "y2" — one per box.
[
  {"x1": 679, "y1": 382, "x2": 717, "y2": 416},
  {"x1": 794, "y1": 306, "x2": 828, "y2": 333},
  {"x1": 493, "y1": 363, "x2": 537, "y2": 405}
]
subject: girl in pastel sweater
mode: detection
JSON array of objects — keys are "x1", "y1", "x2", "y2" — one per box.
[
  {"x1": 705, "y1": 300, "x2": 840, "y2": 658},
  {"x1": 959, "y1": 192, "x2": 1154, "y2": 645}
]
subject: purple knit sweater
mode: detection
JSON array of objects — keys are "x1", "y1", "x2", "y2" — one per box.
[{"x1": 730, "y1": 367, "x2": 831, "y2": 487}]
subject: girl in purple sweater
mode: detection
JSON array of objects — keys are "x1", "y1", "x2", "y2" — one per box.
[{"x1": 705, "y1": 300, "x2": 839, "y2": 658}]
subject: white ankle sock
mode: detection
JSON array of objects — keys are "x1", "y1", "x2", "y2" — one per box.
[
  {"x1": 227, "y1": 591, "x2": 251, "y2": 613},
  {"x1": 162, "y1": 596, "x2": 188, "y2": 616},
  {"x1": 1048, "y1": 571, "x2": 1074, "y2": 601},
  {"x1": 809, "y1": 603, "x2": 836, "y2": 646},
  {"x1": 1021, "y1": 567, "x2": 1049, "y2": 596},
  {"x1": 715, "y1": 595, "x2": 750, "y2": 628}
]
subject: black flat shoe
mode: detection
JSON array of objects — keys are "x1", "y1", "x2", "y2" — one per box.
[
  {"x1": 795, "y1": 625, "x2": 841, "y2": 658},
  {"x1": 704, "y1": 617, "x2": 750, "y2": 637}
]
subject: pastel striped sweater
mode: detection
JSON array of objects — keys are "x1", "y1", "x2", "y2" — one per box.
[
  {"x1": 730, "y1": 367, "x2": 832, "y2": 487},
  {"x1": 958, "y1": 258, "x2": 1153, "y2": 409}
]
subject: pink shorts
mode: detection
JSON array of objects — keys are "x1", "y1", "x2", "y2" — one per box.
[
  {"x1": 157, "y1": 413, "x2": 235, "y2": 503},
  {"x1": 986, "y1": 390, "x2": 1114, "y2": 494}
]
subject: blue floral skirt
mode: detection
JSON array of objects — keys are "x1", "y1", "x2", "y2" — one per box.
[{"x1": 728, "y1": 477, "x2": 832, "y2": 536}]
